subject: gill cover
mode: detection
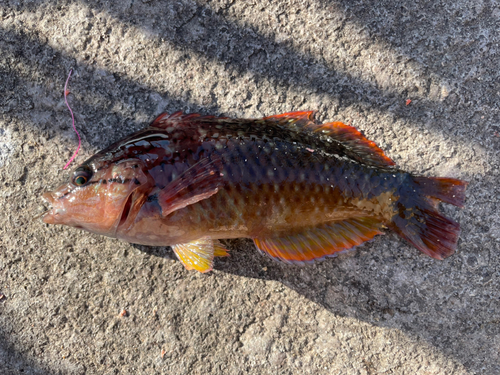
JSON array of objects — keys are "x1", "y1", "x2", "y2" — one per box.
[{"x1": 43, "y1": 159, "x2": 150, "y2": 237}]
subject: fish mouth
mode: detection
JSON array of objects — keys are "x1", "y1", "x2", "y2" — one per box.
[
  {"x1": 41, "y1": 191, "x2": 55, "y2": 206},
  {"x1": 37, "y1": 192, "x2": 58, "y2": 223}
]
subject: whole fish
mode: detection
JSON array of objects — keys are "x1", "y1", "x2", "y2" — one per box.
[{"x1": 42, "y1": 111, "x2": 467, "y2": 272}]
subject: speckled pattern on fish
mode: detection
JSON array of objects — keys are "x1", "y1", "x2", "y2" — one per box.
[{"x1": 42, "y1": 111, "x2": 467, "y2": 272}]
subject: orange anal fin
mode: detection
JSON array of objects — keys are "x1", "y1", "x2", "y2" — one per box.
[
  {"x1": 157, "y1": 156, "x2": 223, "y2": 217},
  {"x1": 172, "y1": 237, "x2": 216, "y2": 273},
  {"x1": 315, "y1": 122, "x2": 395, "y2": 167},
  {"x1": 253, "y1": 217, "x2": 384, "y2": 265}
]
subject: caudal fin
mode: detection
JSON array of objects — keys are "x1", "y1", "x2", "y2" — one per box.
[
  {"x1": 412, "y1": 176, "x2": 467, "y2": 207},
  {"x1": 389, "y1": 176, "x2": 468, "y2": 260}
]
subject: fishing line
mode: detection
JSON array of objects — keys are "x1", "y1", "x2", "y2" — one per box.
[{"x1": 62, "y1": 69, "x2": 80, "y2": 170}]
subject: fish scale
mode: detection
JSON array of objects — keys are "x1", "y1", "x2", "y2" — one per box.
[
  {"x1": 170, "y1": 136, "x2": 401, "y2": 241},
  {"x1": 42, "y1": 111, "x2": 467, "y2": 272}
]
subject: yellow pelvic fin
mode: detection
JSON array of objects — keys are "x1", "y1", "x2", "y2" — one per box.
[
  {"x1": 213, "y1": 240, "x2": 230, "y2": 257},
  {"x1": 172, "y1": 237, "x2": 216, "y2": 273}
]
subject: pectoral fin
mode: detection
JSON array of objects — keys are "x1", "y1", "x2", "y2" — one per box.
[
  {"x1": 172, "y1": 237, "x2": 216, "y2": 273},
  {"x1": 157, "y1": 156, "x2": 223, "y2": 217},
  {"x1": 253, "y1": 217, "x2": 384, "y2": 265}
]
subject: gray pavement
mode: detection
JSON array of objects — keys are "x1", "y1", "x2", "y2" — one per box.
[{"x1": 0, "y1": 0, "x2": 499, "y2": 374}]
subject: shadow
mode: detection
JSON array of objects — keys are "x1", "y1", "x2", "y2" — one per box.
[
  {"x1": 219, "y1": 237, "x2": 499, "y2": 372},
  {"x1": 0, "y1": 330, "x2": 53, "y2": 374},
  {"x1": 317, "y1": 0, "x2": 500, "y2": 140},
  {"x1": 2, "y1": 0, "x2": 494, "y2": 149},
  {"x1": 131, "y1": 226, "x2": 498, "y2": 373},
  {"x1": 0, "y1": 26, "x2": 221, "y2": 152},
  {"x1": 72, "y1": 0, "x2": 499, "y2": 147},
  {"x1": 324, "y1": 0, "x2": 499, "y2": 103},
  {"x1": 1, "y1": 0, "x2": 498, "y2": 373},
  {"x1": 0, "y1": 23, "x2": 222, "y2": 375}
]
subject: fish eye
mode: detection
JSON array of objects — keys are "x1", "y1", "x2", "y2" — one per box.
[{"x1": 72, "y1": 166, "x2": 93, "y2": 187}]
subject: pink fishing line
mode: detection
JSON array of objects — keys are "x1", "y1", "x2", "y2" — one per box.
[{"x1": 62, "y1": 69, "x2": 80, "y2": 170}]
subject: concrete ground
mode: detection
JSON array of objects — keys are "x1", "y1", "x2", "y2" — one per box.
[{"x1": 1, "y1": 0, "x2": 499, "y2": 374}]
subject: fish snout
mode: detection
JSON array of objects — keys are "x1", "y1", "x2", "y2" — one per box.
[
  {"x1": 40, "y1": 191, "x2": 64, "y2": 224},
  {"x1": 42, "y1": 191, "x2": 56, "y2": 206}
]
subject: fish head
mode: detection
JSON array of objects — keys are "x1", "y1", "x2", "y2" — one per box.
[{"x1": 42, "y1": 157, "x2": 152, "y2": 236}]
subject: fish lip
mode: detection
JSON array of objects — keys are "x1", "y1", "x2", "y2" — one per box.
[
  {"x1": 42, "y1": 191, "x2": 56, "y2": 206},
  {"x1": 40, "y1": 191, "x2": 57, "y2": 223}
]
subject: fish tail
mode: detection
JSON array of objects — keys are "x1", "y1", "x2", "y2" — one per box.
[{"x1": 389, "y1": 176, "x2": 468, "y2": 260}]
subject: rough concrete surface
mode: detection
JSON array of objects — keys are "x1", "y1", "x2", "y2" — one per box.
[{"x1": 0, "y1": 0, "x2": 499, "y2": 374}]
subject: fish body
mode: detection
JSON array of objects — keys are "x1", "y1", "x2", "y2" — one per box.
[{"x1": 43, "y1": 111, "x2": 467, "y2": 272}]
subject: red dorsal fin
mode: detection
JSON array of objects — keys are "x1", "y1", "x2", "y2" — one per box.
[
  {"x1": 313, "y1": 121, "x2": 395, "y2": 167},
  {"x1": 253, "y1": 217, "x2": 384, "y2": 265},
  {"x1": 264, "y1": 112, "x2": 394, "y2": 168},
  {"x1": 263, "y1": 111, "x2": 316, "y2": 122},
  {"x1": 151, "y1": 111, "x2": 394, "y2": 167},
  {"x1": 263, "y1": 111, "x2": 317, "y2": 129},
  {"x1": 150, "y1": 111, "x2": 225, "y2": 129}
]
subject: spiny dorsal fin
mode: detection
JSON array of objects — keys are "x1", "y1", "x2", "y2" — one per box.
[
  {"x1": 263, "y1": 111, "x2": 316, "y2": 124},
  {"x1": 150, "y1": 111, "x2": 225, "y2": 129},
  {"x1": 313, "y1": 121, "x2": 395, "y2": 167},
  {"x1": 253, "y1": 217, "x2": 384, "y2": 265},
  {"x1": 151, "y1": 111, "x2": 394, "y2": 168},
  {"x1": 154, "y1": 111, "x2": 315, "y2": 129},
  {"x1": 264, "y1": 112, "x2": 394, "y2": 168}
]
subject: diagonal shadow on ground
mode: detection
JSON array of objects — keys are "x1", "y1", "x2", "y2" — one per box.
[
  {"x1": 326, "y1": 0, "x2": 500, "y2": 108},
  {"x1": 0, "y1": 333, "x2": 53, "y2": 375},
  {"x1": 1, "y1": 1, "x2": 498, "y2": 373},
  {"x1": 3, "y1": 0, "x2": 492, "y2": 148},
  {"x1": 134, "y1": 226, "x2": 500, "y2": 374},
  {"x1": 319, "y1": 0, "x2": 500, "y2": 141},
  {"x1": 0, "y1": 26, "x2": 221, "y2": 151},
  {"x1": 75, "y1": 0, "x2": 499, "y2": 145}
]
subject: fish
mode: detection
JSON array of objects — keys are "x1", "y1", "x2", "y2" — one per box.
[{"x1": 42, "y1": 111, "x2": 467, "y2": 273}]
